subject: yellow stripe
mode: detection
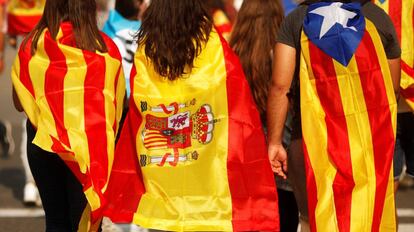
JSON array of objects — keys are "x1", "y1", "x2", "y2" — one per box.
[
  {"x1": 332, "y1": 54, "x2": 376, "y2": 231},
  {"x1": 11, "y1": 56, "x2": 39, "y2": 124},
  {"x1": 366, "y1": 19, "x2": 398, "y2": 232},
  {"x1": 375, "y1": 0, "x2": 390, "y2": 14},
  {"x1": 300, "y1": 32, "x2": 339, "y2": 232},
  {"x1": 29, "y1": 31, "x2": 57, "y2": 151},
  {"x1": 100, "y1": 52, "x2": 124, "y2": 192},
  {"x1": 367, "y1": 20, "x2": 397, "y2": 134},
  {"x1": 401, "y1": 1, "x2": 414, "y2": 68},
  {"x1": 132, "y1": 31, "x2": 232, "y2": 231},
  {"x1": 213, "y1": 10, "x2": 230, "y2": 28},
  {"x1": 84, "y1": 187, "x2": 101, "y2": 211},
  {"x1": 379, "y1": 170, "x2": 396, "y2": 232},
  {"x1": 7, "y1": 0, "x2": 44, "y2": 16},
  {"x1": 58, "y1": 28, "x2": 90, "y2": 174}
]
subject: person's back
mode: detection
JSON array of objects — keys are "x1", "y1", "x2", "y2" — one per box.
[
  {"x1": 11, "y1": 0, "x2": 125, "y2": 230},
  {"x1": 267, "y1": 0, "x2": 401, "y2": 231},
  {"x1": 103, "y1": 0, "x2": 280, "y2": 231}
]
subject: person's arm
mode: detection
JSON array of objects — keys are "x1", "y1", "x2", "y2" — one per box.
[
  {"x1": 12, "y1": 87, "x2": 24, "y2": 112},
  {"x1": 388, "y1": 58, "x2": 400, "y2": 98},
  {"x1": 267, "y1": 43, "x2": 296, "y2": 179}
]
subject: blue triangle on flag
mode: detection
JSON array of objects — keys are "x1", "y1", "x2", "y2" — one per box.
[{"x1": 303, "y1": 2, "x2": 365, "y2": 66}]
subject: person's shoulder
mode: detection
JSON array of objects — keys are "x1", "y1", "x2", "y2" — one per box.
[
  {"x1": 286, "y1": 5, "x2": 308, "y2": 22},
  {"x1": 362, "y1": 2, "x2": 395, "y2": 33},
  {"x1": 362, "y1": 2, "x2": 391, "y2": 24}
]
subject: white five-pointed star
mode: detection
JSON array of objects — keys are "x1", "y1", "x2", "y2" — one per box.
[{"x1": 309, "y1": 2, "x2": 358, "y2": 39}]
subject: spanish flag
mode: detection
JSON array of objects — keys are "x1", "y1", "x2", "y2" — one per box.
[
  {"x1": 213, "y1": 9, "x2": 232, "y2": 42},
  {"x1": 11, "y1": 22, "x2": 125, "y2": 229},
  {"x1": 300, "y1": 2, "x2": 396, "y2": 232},
  {"x1": 374, "y1": 0, "x2": 414, "y2": 110},
  {"x1": 104, "y1": 30, "x2": 279, "y2": 231},
  {"x1": 7, "y1": 0, "x2": 45, "y2": 35}
]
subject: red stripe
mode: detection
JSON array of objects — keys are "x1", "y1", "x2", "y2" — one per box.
[
  {"x1": 101, "y1": 33, "x2": 123, "y2": 132},
  {"x1": 222, "y1": 35, "x2": 279, "y2": 231},
  {"x1": 43, "y1": 30, "x2": 71, "y2": 150},
  {"x1": 354, "y1": 32, "x2": 395, "y2": 232},
  {"x1": 82, "y1": 49, "x2": 109, "y2": 201},
  {"x1": 7, "y1": 14, "x2": 41, "y2": 35},
  {"x1": 144, "y1": 135, "x2": 166, "y2": 140},
  {"x1": 308, "y1": 41, "x2": 355, "y2": 232},
  {"x1": 18, "y1": 38, "x2": 35, "y2": 98},
  {"x1": 388, "y1": 0, "x2": 402, "y2": 42},
  {"x1": 303, "y1": 143, "x2": 318, "y2": 232},
  {"x1": 104, "y1": 96, "x2": 145, "y2": 222},
  {"x1": 402, "y1": 60, "x2": 414, "y2": 78},
  {"x1": 401, "y1": 87, "x2": 414, "y2": 102}
]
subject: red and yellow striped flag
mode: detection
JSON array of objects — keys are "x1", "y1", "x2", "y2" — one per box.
[
  {"x1": 103, "y1": 30, "x2": 279, "y2": 231},
  {"x1": 300, "y1": 3, "x2": 397, "y2": 232},
  {"x1": 7, "y1": 0, "x2": 45, "y2": 35},
  {"x1": 374, "y1": 0, "x2": 414, "y2": 110},
  {"x1": 11, "y1": 22, "x2": 125, "y2": 229},
  {"x1": 213, "y1": 9, "x2": 232, "y2": 42}
]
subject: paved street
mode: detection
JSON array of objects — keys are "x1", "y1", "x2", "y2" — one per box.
[{"x1": 0, "y1": 42, "x2": 413, "y2": 232}]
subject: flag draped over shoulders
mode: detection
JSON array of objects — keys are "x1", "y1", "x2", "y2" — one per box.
[
  {"x1": 11, "y1": 22, "x2": 125, "y2": 229},
  {"x1": 7, "y1": 0, "x2": 44, "y2": 35},
  {"x1": 374, "y1": 0, "x2": 414, "y2": 110},
  {"x1": 104, "y1": 30, "x2": 279, "y2": 231},
  {"x1": 300, "y1": 2, "x2": 397, "y2": 232}
]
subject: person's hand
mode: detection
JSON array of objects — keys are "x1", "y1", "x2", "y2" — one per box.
[{"x1": 268, "y1": 143, "x2": 288, "y2": 179}]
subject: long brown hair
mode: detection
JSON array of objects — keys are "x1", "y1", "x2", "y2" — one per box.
[
  {"x1": 137, "y1": 0, "x2": 213, "y2": 81},
  {"x1": 230, "y1": 0, "x2": 284, "y2": 118},
  {"x1": 25, "y1": 0, "x2": 107, "y2": 54}
]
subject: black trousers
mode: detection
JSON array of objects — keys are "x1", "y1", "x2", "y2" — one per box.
[{"x1": 26, "y1": 121, "x2": 87, "y2": 232}]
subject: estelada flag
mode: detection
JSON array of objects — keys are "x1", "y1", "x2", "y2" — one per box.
[
  {"x1": 300, "y1": 2, "x2": 397, "y2": 232},
  {"x1": 213, "y1": 9, "x2": 232, "y2": 42},
  {"x1": 11, "y1": 22, "x2": 125, "y2": 230},
  {"x1": 103, "y1": 29, "x2": 279, "y2": 231},
  {"x1": 7, "y1": 0, "x2": 45, "y2": 35},
  {"x1": 374, "y1": 0, "x2": 414, "y2": 110}
]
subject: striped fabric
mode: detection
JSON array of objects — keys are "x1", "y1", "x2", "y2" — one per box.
[
  {"x1": 11, "y1": 22, "x2": 125, "y2": 229},
  {"x1": 7, "y1": 0, "x2": 44, "y2": 35},
  {"x1": 212, "y1": 9, "x2": 232, "y2": 42},
  {"x1": 104, "y1": 30, "x2": 280, "y2": 231},
  {"x1": 374, "y1": 0, "x2": 414, "y2": 110},
  {"x1": 300, "y1": 10, "x2": 397, "y2": 232}
]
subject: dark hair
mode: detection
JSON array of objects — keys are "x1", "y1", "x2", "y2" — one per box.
[
  {"x1": 137, "y1": 0, "x2": 213, "y2": 81},
  {"x1": 206, "y1": 0, "x2": 226, "y2": 13},
  {"x1": 229, "y1": 0, "x2": 284, "y2": 117},
  {"x1": 302, "y1": 0, "x2": 370, "y2": 5},
  {"x1": 115, "y1": 0, "x2": 143, "y2": 20},
  {"x1": 25, "y1": 0, "x2": 107, "y2": 54}
]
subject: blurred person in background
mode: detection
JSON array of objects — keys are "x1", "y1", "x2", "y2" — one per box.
[
  {"x1": 206, "y1": 0, "x2": 232, "y2": 41},
  {"x1": 230, "y1": 1, "x2": 299, "y2": 231},
  {"x1": 0, "y1": 0, "x2": 44, "y2": 206},
  {"x1": 103, "y1": 0, "x2": 146, "y2": 103},
  {"x1": 11, "y1": 0, "x2": 125, "y2": 230},
  {"x1": 7, "y1": 0, "x2": 44, "y2": 47},
  {"x1": 373, "y1": 0, "x2": 414, "y2": 192},
  {"x1": 0, "y1": 0, "x2": 15, "y2": 160}
]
